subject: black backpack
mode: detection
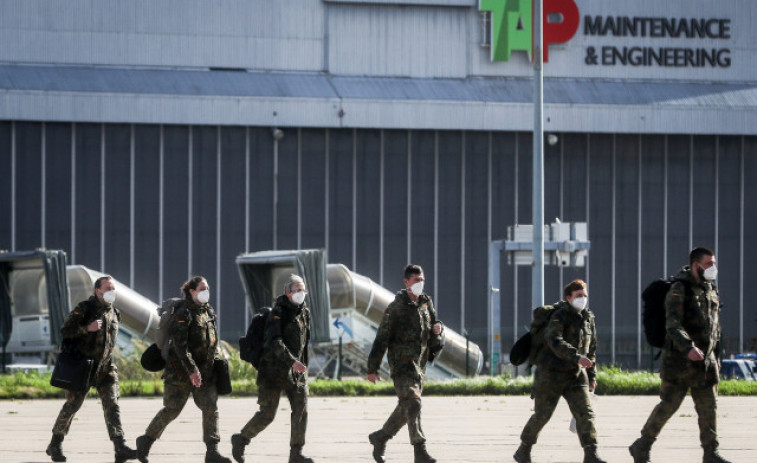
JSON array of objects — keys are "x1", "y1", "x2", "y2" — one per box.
[
  {"x1": 509, "y1": 304, "x2": 560, "y2": 366},
  {"x1": 641, "y1": 278, "x2": 691, "y2": 348},
  {"x1": 239, "y1": 307, "x2": 272, "y2": 369},
  {"x1": 154, "y1": 298, "x2": 184, "y2": 361}
]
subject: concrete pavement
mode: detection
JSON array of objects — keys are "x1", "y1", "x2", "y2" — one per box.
[{"x1": 1, "y1": 395, "x2": 754, "y2": 462}]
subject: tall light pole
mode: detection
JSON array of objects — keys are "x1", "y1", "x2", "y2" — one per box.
[{"x1": 532, "y1": 0, "x2": 545, "y2": 308}]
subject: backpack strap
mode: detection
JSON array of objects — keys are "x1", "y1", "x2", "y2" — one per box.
[
  {"x1": 672, "y1": 278, "x2": 695, "y2": 322},
  {"x1": 303, "y1": 306, "x2": 311, "y2": 328},
  {"x1": 173, "y1": 304, "x2": 191, "y2": 324},
  {"x1": 674, "y1": 278, "x2": 692, "y2": 300},
  {"x1": 81, "y1": 298, "x2": 96, "y2": 322},
  {"x1": 172, "y1": 300, "x2": 203, "y2": 330},
  {"x1": 275, "y1": 303, "x2": 295, "y2": 328}
]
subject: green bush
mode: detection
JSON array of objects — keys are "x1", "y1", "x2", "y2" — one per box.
[
  {"x1": 0, "y1": 371, "x2": 64, "y2": 399},
  {"x1": 595, "y1": 366, "x2": 661, "y2": 395},
  {"x1": 223, "y1": 342, "x2": 257, "y2": 382},
  {"x1": 114, "y1": 338, "x2": 163, "y2": 382},
  {"x1": 719, "y1": 379, "x2": 757, "y2": 396},
  {"x1": 4, "y1": 347, "x2": 757, "y2": 399},
  {"x1": 309, "y1": 379, "x2": 394, "y2": 396},
  {"x1": 113, "y1": 339, "x2": 257, "y2": 396}
]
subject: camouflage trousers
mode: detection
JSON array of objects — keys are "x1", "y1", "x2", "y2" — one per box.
[
  {"x1": 52, "y1": 375, "x2": 123, "y2": 440},
  {"x1": 382, "y1": 377, "x2": 425, "y2": 445},
  {"x1": 641, "y1": 379, "x2": 719, "y2": 449},
  {"x1": 520, "y1": 367, "x2": 597, "y2": 447},
  {"x1": 145, "y1": 381, "x2": 220, "y2": 444},
  {"x1": 241, "y1": 380, "x2": 309, "y2": 448}
]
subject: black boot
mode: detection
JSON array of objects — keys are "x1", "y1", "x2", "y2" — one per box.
[
  {"x1": 288, "y1": 446, "x2": 314, "y2": 463},
  {"x1": 703, "y1": 446, "x2": 733, "y2": 463},
  {"x1": 513, "y1": 442, "x2": 531, "y2": 463},
  {"x1": 136, "y1": 435, "x2": 155, "y2": 463},
  {"x1": 368, "y1": 430, "x2": 390, "y2": 463},
  {"x1": 205, "y1": 442, "x2": 232, "y2": 463},
  {"x1": 46, "y1": 434, "x2": 66, "y2": 463},
  {"x1": 629, "y1": 436, "x2": 654, "y2": 463},
  {"x1": 230, "y1": 434, "x2": 249, "y2": 463},
  {"x1": 413, "y1": 442, "x2": 436, "y2": 463},
  {"x1": 583, "y1": 444, "x2": 607, "y2": 463},
  {"x1": 114, "y1": 437, "x2": 138, "y2": 463}
]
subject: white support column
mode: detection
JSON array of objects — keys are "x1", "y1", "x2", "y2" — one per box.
[
  {"x1": 100, "y1": 123, "x2": 106, "y2": 272},
  {"x1": 532, "y1": 0, "x2": 545, "y2": 309},
  {"x1": 41, "y1": 122, "x2": 46, "y2": 248},
  {"x1": 216, "y1": 126, "x2": 222, "y2": 335},
  {"x1": 158, "y1": 125, "x2": 165, "y2": 302},
  {"x1": 187, "y1": 127, "x2": 194, "y2": 277},
  {"x1": 129, "y1": 124, "x2": 135, "y2": 287}
]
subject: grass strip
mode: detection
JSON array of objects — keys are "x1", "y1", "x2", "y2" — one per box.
[{"x1": 3, "y1": 367, "x2": 756, "y2": 399}]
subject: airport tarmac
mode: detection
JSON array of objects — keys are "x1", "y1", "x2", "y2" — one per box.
[{"x1": 0, "y1": 395, "x2": 754, "y2": 462}]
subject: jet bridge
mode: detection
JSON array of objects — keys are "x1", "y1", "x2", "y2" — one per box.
[
  {"x1": 236, "y1": 250, "x2": 483, "y2": 379},
  {"x1": 0, "y1": 250, "x2": 159, "y2": 369},
  {"x1": 2, "y1": 248, "x2": 483, "y2": 379}
]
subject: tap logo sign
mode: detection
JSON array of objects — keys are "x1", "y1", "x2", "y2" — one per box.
[{"x1": 480, "y1": 0, "x2": 579, "y2": 62}]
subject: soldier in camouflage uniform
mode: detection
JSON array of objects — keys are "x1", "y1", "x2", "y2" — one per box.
[
  {"x1": 630, "y1": 247, "x2": 734, "y2": 463},
  {"x1": 366, "y1": 265, "x2": 445, "y2": 463},
  {"x1": 136, "y1": 276, "x2": 231, "y2": 463},
  {"x1": 514, "y1": 279, "x2": 607, "y2": 463},
  {"x1": 231, "y1": 274, "x2": 314, "y2": 463},
  {"x1": 47, "y1": 275, "x2": 137, "y2": 463}
]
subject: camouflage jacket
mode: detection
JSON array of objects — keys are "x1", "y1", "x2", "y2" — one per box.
[
  {"x1": 257, "y1": 294, "x2": 311, "y2": 387},
  {"x1": 164, "y1": 299, "x2": 220, "y2": 384},
  {"x1": 661, "y1": 266, "x2": 721, "y2": 385},
  {"x1": 60, "y1": 295, "x2": 120, "y2": 378},
  {"x1": 537, "y1": 301, "x2": 598, "y2": 382},
  {"x1": 367, "y1": 290, "x2": 444, "y2": 381}
]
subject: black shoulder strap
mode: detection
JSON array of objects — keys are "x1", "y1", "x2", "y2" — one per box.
[
  {"x1": 674, "y1": 278, "x2": 692, "y2": 296},
  {"x1": 673, "y1": 279, "x2": 694, "y2": 306},
  {"x1": 63, "y1": 300, "x2": 94, "y2": 352},
  {"x1": 263, "y1": 305, "x2": 287, "y2": 342},
  {"x1": 172, "y1": 304, "x2": 191, "y2": 325},
  {"x1": 277, "y1": 304, "x2": 293, "y2": 325},
  {"x1": 81, "y1": 299, "x2": 96, "y2": 322},
  {"x1": 673, "y1": 278, "x2": 696, "y2": 324},
  {"x1": 206, "y1": 305, "x2": 217, "y2": 321},
  {"x1": 170, "y1": 301, "x2": 182, "y2": 315}
]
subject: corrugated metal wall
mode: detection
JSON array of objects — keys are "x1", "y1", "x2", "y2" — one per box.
[{"x1": 1, "y1": 121, "x2": 755, "y2": 369}]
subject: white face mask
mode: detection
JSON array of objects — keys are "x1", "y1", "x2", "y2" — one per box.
[
  {"x1": 196, "y1": 289, "x2": 210, "y2": 304},
  {"x1": 103, "y1": 290, "x2": 117, "y2": 304},
  {"x1": 291, "y1": 291, "x2": 306, "y2": 305},
  {"x1": 570, "y1": 296, "x2": 587, "y2": 311},
  {"x1": 410, "y1": 281, "x2": 424, "y2": 297},
  {"x1": 703, "y1": 264, "x2": 718, "y2": 281}
]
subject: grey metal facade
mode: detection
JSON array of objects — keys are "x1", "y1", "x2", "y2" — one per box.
[
  {"x1": 1, "y1": 0, "x2": 756, "y2": 369},
  {"x1": 1, "y1": 122, "x2": 755, "y2": 368},
  {"x1": 2, "y1": 64, "x2": 757, "y2": 134},
  {"x1": 3, "y1": 1, "x2": 751, "y2": 81},
  {"x1": 1, "y1": 1, "x2": 756, "y2": 134}
]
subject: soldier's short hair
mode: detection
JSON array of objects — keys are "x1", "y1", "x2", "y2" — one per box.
[
  {"x1": 284, "y1": 274, "x2": 306, "y2": 293},
  {"x1": 563, "y1": 279, "x2": 587, "y2": 298},
  {"x1": 689, "y1": 246, "x2": 714, "y2": 265},
  {"x1": 403, "y1": 264, "x2": 424, "y2": 280},
  {"x1": 181, "y1": 276, "x2": 207, "y2": 299},
  {"x1": 94, "y1": 275, "x2": 113, "y2": 290}
]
